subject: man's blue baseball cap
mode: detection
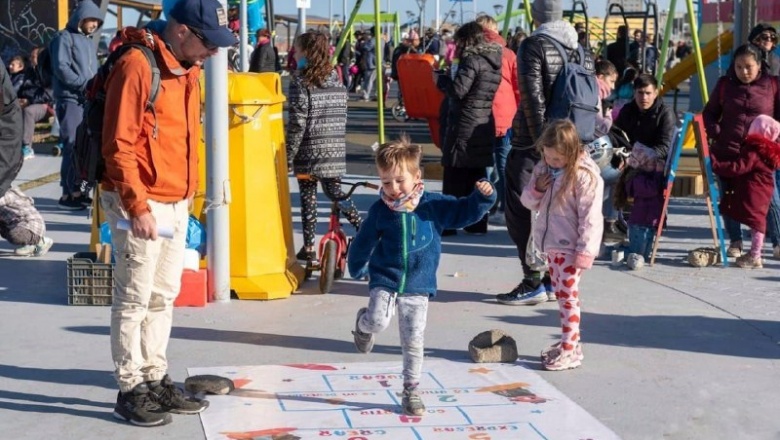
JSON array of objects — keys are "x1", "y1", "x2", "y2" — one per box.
[{"x1": 169, "y1": 0, "x2": 237, "y2": 48}]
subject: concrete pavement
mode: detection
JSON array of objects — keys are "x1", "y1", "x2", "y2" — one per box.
[{"x1": 0, "y1": 139, "x2": 778, "y2": 440}]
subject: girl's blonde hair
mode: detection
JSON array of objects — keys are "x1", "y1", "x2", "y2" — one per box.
[
  {"x1": 535, "y1": 120, "x2": 597, "y2": 203},
  {"x1": 375, "y1": 134, "x2": 422, "y2": 175}
]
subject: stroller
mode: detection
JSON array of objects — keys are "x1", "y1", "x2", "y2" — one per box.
[{"x1": 586, "y1": 126, "x2": 633, "y2": 234}]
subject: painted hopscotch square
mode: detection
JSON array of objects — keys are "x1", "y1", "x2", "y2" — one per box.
[{"x1": 188, "y1": 359, "x2": 620, "y2": 440}]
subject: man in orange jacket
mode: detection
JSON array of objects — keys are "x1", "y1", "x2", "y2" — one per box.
[{"x1": 99, "y1": 0, "x2": 236, "y2": 427}]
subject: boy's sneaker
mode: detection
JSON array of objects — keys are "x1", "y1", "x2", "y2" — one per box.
[
  {"x1": 401, "y1": 387, "x2": 426, "y2": 416},
  {"x1": 22, "y1": 145, "x2": 34, "y2": 160},
  {"x1": 735, "y1": 254, "x2": 763, "y2": 269},
  {"x1": 14, "y1": 236, "x2": 54, "y2": 257},
  {"x1": 542, "y1": 343, "x2": 584, "y2": 371},
  {"x1": 58, "y1": 195, "x2": 86, "y2": 211},
  {"x1": 352, "y1": 307, "x2": 375, "y2": 353},
  {"x1": 496, "y1": 282, "x2": 547, "y2": 306},
  {"x1": 773, "y1": 245, "x2": 780, "y2": 259},
  {"x1": 113, "y1": 383, "x2": 172, "y2": 427},
  {"x1": 147, "y1": 375, "x2": 209, "y2": 414}
]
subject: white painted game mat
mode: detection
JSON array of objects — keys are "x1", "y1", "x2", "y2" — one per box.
[{"x1": 188, "y1": 359, "x2": 620, "y2": 440}]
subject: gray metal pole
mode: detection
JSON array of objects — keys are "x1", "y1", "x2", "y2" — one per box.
[
  {"x1": 206, "y1": 0, "x2": 232, "y2": 303},
  {"x1": 239, "y1": 0, "x2": 249, "y2": 71},
  {"x1": 329, "y1": 0, "x2": 333, "y2": 31},
  {"x1": 436, "y1": 0, "x2": 440, "y2": 30},
  {"x1": 298, "y1": 6, "x2": 307, "y2": 36}
]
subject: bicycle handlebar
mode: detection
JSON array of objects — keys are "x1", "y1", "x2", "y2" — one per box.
[{"x1": 295, "y1": 174, "x2": 379, "y2": 200}]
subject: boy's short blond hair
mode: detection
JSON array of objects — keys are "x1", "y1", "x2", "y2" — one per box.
[
  {"x1": 375, "y1": 134, "x2": 423, "y2": 175},
  {"x1": 475, "y1": 15, "x2": 498, "y2": 32}
]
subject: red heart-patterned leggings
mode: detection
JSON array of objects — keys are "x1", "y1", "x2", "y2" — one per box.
[{"x1": 547, "y1": 251, "x2": 582, "y2": 351}]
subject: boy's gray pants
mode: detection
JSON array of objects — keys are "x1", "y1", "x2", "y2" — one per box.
[{"x1": 358, "y1": 287, "x2": 429, "y2": 386}]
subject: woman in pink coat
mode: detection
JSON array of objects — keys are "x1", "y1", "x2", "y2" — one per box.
[{"x1": 521, "y1": 120, "x2": 604, "y2": 372}]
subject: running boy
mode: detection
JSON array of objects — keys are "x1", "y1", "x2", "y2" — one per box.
[
  {"x1": 521, "y1": 120, "x2": 604, "y2": 371},
  {"x1": 348, "y1": 136, "x2": 496, "y2": 416}
]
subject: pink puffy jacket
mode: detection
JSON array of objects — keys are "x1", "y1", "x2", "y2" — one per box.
[{"x1": 520, "y1": 153, "x2": 604, "y2": 269}]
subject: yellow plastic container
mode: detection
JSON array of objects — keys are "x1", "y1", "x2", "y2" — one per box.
[{"x1": 224, "y1": 72, "x2": 304, "y2": 299}]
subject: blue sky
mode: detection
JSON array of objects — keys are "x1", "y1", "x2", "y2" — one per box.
[{"x1": 275, "y1": 0, "x2": 687, "y2": 24}]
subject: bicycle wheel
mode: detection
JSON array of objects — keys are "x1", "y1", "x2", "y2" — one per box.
[
  {"x1": 391, "y1": 101, "x2": 408, "y2": 122},
  {"x1": 319, "y1": 240, "x2": 338, "y2": 294}
]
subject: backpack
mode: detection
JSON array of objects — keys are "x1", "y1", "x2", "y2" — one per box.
[
  {"x1": 542, "y1": 36, "x2": 600, "y2": 143},
  {"x1": 73, "y1": 43, "x2": 160, "y2": 185}
]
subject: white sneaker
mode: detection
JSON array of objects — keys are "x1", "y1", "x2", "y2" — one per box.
[
  {"x1": 488, "y1": 212, "x2": 506, "y2": 226},
  {"x1": 15, "y1": 236, "x2": 54, "y2": 257}
]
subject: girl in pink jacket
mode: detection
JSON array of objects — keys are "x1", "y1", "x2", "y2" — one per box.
[{"x1": 520, "y1": 120, "x2": 604, "y2": 371}]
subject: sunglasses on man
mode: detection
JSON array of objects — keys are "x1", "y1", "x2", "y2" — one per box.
[
  {"x1": 757, "y1": 33, "x2": 778, "y2": 43},
  {"x1": 187, "y1": 25, "x2": 219, "y2": 51}
]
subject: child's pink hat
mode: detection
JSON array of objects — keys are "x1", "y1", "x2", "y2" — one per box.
[{"x1": 748, "y1": 115, "x2": 780, "y2": 141}]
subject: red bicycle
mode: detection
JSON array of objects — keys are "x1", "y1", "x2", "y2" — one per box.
[{"x1": 297, "y1": 175, "x2": 378, "y2": 294}]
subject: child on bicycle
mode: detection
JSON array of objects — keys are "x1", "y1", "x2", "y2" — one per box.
[
  {"x1": 520, "y1": 120, "x2": 604, "y2": 371},
  {"x1": 286, "y1": 31, "x2": 362, "y2": 262},
  {"x1": 348, "y1": 135, "x2": 495, "y2": 416}
]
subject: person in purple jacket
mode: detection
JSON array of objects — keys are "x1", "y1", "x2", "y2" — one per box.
[
  {"x1": 614, "y1": 142, "x2": 665, "y2": 265},
  {"x1": 703, "y1": 43, "x2": 780, "y2": 259}
]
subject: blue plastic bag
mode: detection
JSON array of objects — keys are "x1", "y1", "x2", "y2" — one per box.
[
  {"x1": 186, "y1": 215, "x2": 206, "y2": 256},
  {"x1": 100, "y1": 222, "x2": 112, "y2": 244}
]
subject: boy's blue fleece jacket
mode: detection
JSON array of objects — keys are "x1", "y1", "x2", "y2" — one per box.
[{"x1": 347, "y1": 187, "x2": 496, "y2": 297}]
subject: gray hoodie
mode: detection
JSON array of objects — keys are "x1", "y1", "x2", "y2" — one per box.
[{"x1": 51, "y1": 0, "x2": 104, "y2": 103}]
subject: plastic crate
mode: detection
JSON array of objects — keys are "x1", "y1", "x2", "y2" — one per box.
[{"x1": 67, "y1": 252, "x2": 113, "y2": 306}]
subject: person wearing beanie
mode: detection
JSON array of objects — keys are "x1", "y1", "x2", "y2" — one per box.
[
  {"x1": 748, "y1": 23, "x2": 780, "y2": 76},
  {"x1": 499, "y1": 0, "x2": 595, "y2": 306}
]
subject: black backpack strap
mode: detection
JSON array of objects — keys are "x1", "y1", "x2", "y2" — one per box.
[{"x1": 133, "y1": 45, "x2": 161, "y2": 139}]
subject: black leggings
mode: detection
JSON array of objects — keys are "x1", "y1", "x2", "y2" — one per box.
[{"x1": 298, "y1": 177, "x2": 362, "y2": 249}]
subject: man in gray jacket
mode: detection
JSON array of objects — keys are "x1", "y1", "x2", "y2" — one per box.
[{"x1": 51, "y1": 0, "x2": 103, "y2": 210}]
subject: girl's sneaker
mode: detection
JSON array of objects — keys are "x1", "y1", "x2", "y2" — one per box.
[
  {"x1": 540, "y1": 341, "x2": 583, "y2": 363},
  {"x1": 542, "y1": 343, "x2": 583, "y2": 371},
  {"x1": 401, "y1": 387, "x2": 426, "y2": 416},
  {"x1": 727, "y1": 242, "x2": 742, "y2": 258},
  {"x1": 735, "y1": 254, "x2": 763, "y2": 269}
]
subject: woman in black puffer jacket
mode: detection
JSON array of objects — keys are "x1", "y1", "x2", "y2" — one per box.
[{"x1": 436, "y1": 21, "x2": 503, "y2": 234}]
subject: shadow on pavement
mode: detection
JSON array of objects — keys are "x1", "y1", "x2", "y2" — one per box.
[
  {"x1": 64, "y1": 326, "x2": 467, "y2": 361},
  {"x1": 0, "y1": 365, "x2": 115, "y2": 389},
  {"x1": 492, "y1": 309, "x2": 780, "y2": 359},
  {"x1": 0, "y1": 258, "x2": 67, "y2": 305}
]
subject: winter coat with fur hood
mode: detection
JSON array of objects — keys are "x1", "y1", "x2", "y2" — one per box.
[
  {"x1": 520, "y1": 153, "x2": 604, "y2": 269},
  {"x1": 711, "y1": 134, "x2": 780, "y2": 233},
  {"x1": 512, "y1": 20, "x2": 595, "y2": 149},
  {"x1": 437, "y1": 41, "x2": 503, "y2": 168}
]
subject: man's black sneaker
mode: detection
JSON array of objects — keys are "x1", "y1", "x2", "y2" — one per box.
[
  {"x1": 75, "y1": 193, "x2": 93, "y2": 207},
  {"x1": 148, "y1": 375, "x2": 209, "y2": 414},
  {"x1": 113, "y1": 383, "x2": 172, "y2": 427},
  {"x1": 58, "y1": 196, "x2": 86, "y2": 211}
]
